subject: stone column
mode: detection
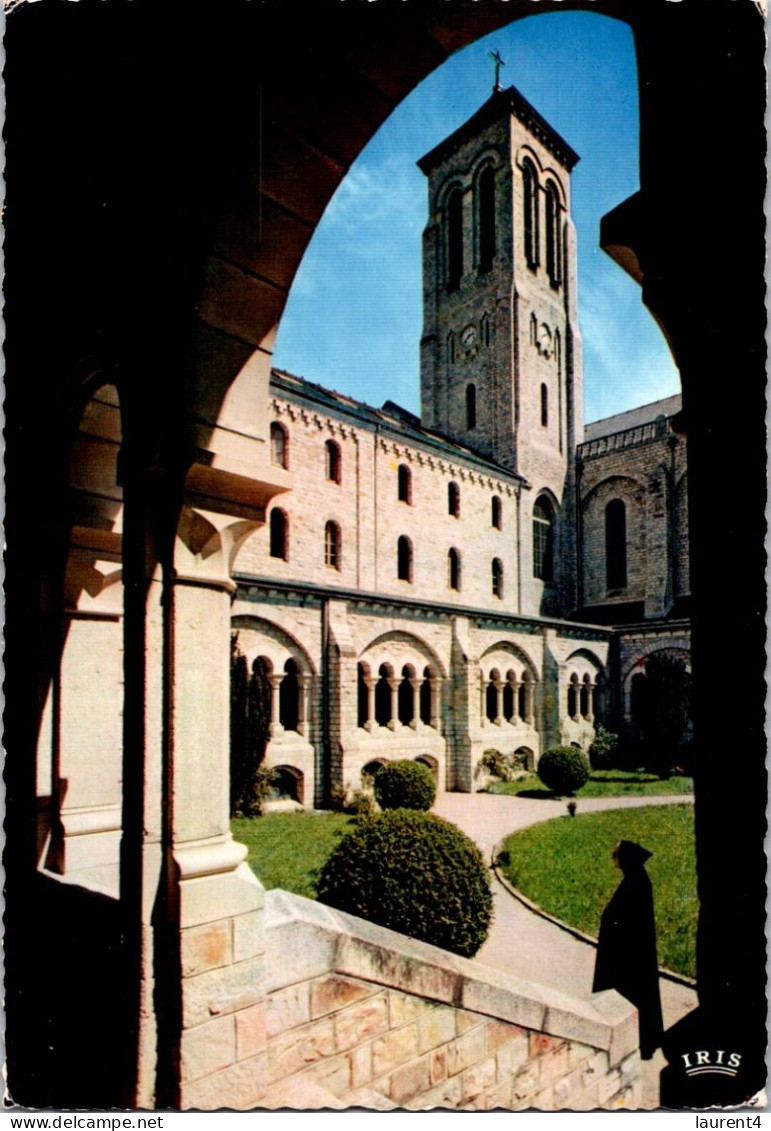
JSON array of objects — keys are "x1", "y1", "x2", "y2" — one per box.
[
  {"x1": 53, "y1": 559, "x2": 123, "y2": 876},
  {"x1": 509, "y1": 678, "x2": 520, "y2": 724},
  {"x1": 409, "y1": 677, "x2": 423, "y2": 729},
  {"x1": 494, "y1": 679, "x2": 504, "y2": 726},
  {"x1": 296, "y1": 673, "x2": 310, "y2": 738},
  {"x1": 387, "y1": 677, "x2": 401, "y2": 730},
  {"x1": 479, "y1": 673, "x2": 486, "y2": 728},
  {"x1": 364, "y1": 676, "x2": 377, "y2": 732},
  {"x1": 268, "y1": 674, "x2": 284, "y2": 737},
  {"x1": 524, "y1": 680, "x2": 536, "y2": 726},
  {"x1": 170, "y1": 509, "x2": 267, "y2": 1110},
  {"x1": 586, "y1": 681, "x2": 596, "y2": 723},
  {"x1": 429, "y1": 676, "x2": 441, "y2": 731}
]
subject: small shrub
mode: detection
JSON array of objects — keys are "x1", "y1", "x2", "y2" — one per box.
[
  {"x1": 374, "y1": 760, "x2": 436, "y2": 811},
  {"x1": 537, "y1": 746, "x2": 590, "y2": 796},
  {"x1": 345, "y1": 789, "x2": 377, "y2": 816},
  {"x1": 233, "y1": 765, "x2": 277, "y2": 817},
  {"x1": 588, "y1": 725, "x2": 619, "y2": 770},
  {"x1": 317, "y1": 809, "x2": 493, "y2": 957}
]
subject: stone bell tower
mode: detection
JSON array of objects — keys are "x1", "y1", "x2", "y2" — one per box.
[{"x1": 417, "y1": 82, "x2": 584, "y2": 490}]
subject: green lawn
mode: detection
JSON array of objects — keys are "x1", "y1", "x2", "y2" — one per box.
[
  {"x1": 232, "y1": 810, "x2": 355, "y2": 899},
  {"x1": 498, "y1": 804, "x2": 697, "y2": 978},
  {"x1": 487, "y1": 768, "x2": 694, "y2": 799}
]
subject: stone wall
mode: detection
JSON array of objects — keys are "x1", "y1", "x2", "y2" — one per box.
[{"x1": 258, "y1": 890, "x2": 640, "y2": 1111}]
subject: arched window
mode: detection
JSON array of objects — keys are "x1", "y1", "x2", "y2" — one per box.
[
  {"x1": 540, "y1": 383, "x2": 549, "y2": 428},
  {"x1": 522, "y1": 159, "x2": 539, "y2": 270},
  {"x1": 481, "y1": 313, "x2": 491, "y2": 347},
  {"x1": 605, "y1": 498, "x2": 628, "y2": 590},
  {"x1": 532, "y1": 497, "x2": 554, "y2": 581},
  {"x1": 486, "y1": 670, "x2": 499, "y2": 722},
  {"x1": 269, "y1": 508, "x2": 288, "y2": 560},
  {"x1": 492, "y1": 557, "x2": 504, "y2": 599},
  {"x1": 279, "y1": 658, "x2": 299, "y2": 731},
  {"x1": 478, "y1": 164, "x2": 496, "y2": 273},
  {"x1": 448, "y1": 481, "x2": 460, "y2": 517},
  {"x1": 398, "y1": 665, "x2": 414, "y2": 726},
  {"x1": 448, "y1": 332, "x2": 456, "y2": 364},
  {"x1": 446, "y1": 186, "x2": 463, "y2": 290},
  {"x1": 325, "y1": 439, "x2": 341, "y2": 483},
  {"x1": 357, "y1": 663, "x2": 369, "y2": 728},
  {"x1": 397, "y1": 535, "x2": 413, "y2": 582},
  {"x1": 398, "y1": 463, "x2": 412, "y2": 504},
  {"x1": 567, "y1": 674, "x2": 579, "y2": 719},
  {"x1": 324, "y1": 520, "x2": 341, "y2": 570},
  {"x1": 503, "y1": 673, "x2": 516, "y2": 721},
  {"x1": 420, "y1": 666, "x2": 432, "y2": 725},
  {"x1": 491, "y1": 495, "x2": 502, "y2": 529},
  {"x1": 375, "y1": 664, "x2": 392, "y2": 726},
  {"x1": 466, "y1": 384, "x2": 477, "y2": 430},
  {"x1": 270, "y1": 421, "x2": 288, "y2": 468},
  {"x1": 448, "y1": 548, "x2": 461, "y2": 591},
  {"x1": 545, "y1": 180, "x2": 562, "y2": 286}
]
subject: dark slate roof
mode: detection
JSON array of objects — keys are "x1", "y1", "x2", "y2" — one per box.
[
  {"x1": 418, "y1": 85, "x2": 580, "y2": 175},
  {"x1": 270, "y1": 369, "x2": 526, "y2": 484},
  {"x1": 584, "y1": 394, "x2": 683, "y2": 442}
]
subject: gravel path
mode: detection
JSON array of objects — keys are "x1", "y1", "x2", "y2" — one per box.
[{"x1": 433, "y1": 790, "x2": 698, "y2": 1108}]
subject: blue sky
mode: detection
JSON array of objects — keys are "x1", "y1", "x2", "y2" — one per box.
[{"x1": 273, "y1": 11, "x2": 680, "y2": 425}]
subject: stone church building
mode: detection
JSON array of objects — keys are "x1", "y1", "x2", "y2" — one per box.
[{"x1": 232, "y1": 84, "x2": 691, "y2": 808}]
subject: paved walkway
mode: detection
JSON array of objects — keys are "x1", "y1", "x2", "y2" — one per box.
[{"x1": 433, "y1": 790, "x2": 698, "y2": 1108}]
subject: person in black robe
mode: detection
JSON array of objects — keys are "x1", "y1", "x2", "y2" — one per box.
[{"x1": 592, "y1": 839, "x2": 664, "y2": 1059}]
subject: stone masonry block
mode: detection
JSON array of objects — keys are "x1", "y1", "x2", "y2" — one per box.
[
  {"x1": 181, "y1": 920, "x2": 232, "y2": 978},
  {"x1": 567, "y1": 1041, "x2": 594, "y2": 1070},
  {"x1": 236, "y1": 1002, "x2": 267, "y2": 1061},
  {"x1": 533, "y1": 1083, "x2": 555, "y2": 1110},
  {"x1": 233, "y1": 911, "x2": 263, "y2": 964},
  {"x1": 529, "y1": 1032, "x2": 565, "y2": 1059},
  {"x1": 406, "y1": 1074, "x2": 462, "y2": 1110},
  {"x1": 181, "y1": 1052, "x2": 266, "y2": 1111},
  {"x1": 620, "y1": 1049, "x2": 641, "y2": 1085},
  {"x1": 349, "y1": 1042, "x2": 373, "y2": 1089},
  {"x1": 267, "y1": 1018, "x2": 335, "y2": 1083},
  {"x1": 334, "y1": 992, "x2": 389, "y2": 1051},
  {"x1": 418, "y1": 1004, "x2": 456, "y2": 1053},
  {"x1": 456, "y1": 1009, "x2": 487, "y2": 1035},
  {"x1": 447, "y1": 1025, "x2": 486, "y2": 1077},
  {"x1": 484, "y1": 1078, "x2": 514, "y2": 1110},
  {"x1": 512, "y1": 1062, "x2": 539, "y2": 1103},
  {"x1": 311, "y1": 1052, "x2": 352, "y2": 1098},
  {"x1": 461, "y1": 979, "x2": 546, "y2": 1032},
  {"x1": 430, "y1": 1046, "x2": 448, "y2": 1086},
  {"x1": 267, "y1": 983, "x2": 311, "y2": 1038},
  {"x1": 495, "y1": 1035, "x2": 530, "y2": 1081},
  {"x1": 552, "y1": 1066, "x2": 583, "y2": 1109},
  {"x1": 389, "y1": 991, "x2": 420, "y2": 1028},
  {"x1": 537, "y1": 1043, "x2": 569, "y2": 1087},
  {"x1": 389, "y1": 1054, "x2": 431, "y2": 1104},
  {"x1": 597, "y1": 1068, "x2": 622, "y2": 1106},
  {"x1": 460, "y1": 1055, "x2": 496, "y2": 1103},
  {"x1": 372, "y1": 1023, "x2": 419, "y2": 1077},
  {"x1": 180, "y1": 1014, "x2": 237, "y2": 1084},
  {"x1": 182, "y1": 956, "x2": 263, "y2": 1030},
  {"x1": 311, "y1": 974, "x2": 375, "y2": 1019},
  {"x1": 485, "y1": 1019, "x2": 527, "y2": 1056}
]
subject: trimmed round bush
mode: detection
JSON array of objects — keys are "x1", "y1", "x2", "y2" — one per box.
[
  {"x1": 537, "y1": 746, "x2": 590, "y2": 795},
  {"x1": 374, "y1": 759, "x2": 436, "y2": 811},
  {"x1": 316, "y1": 809, "x2": 493, "y2": 957},
  {"x1": 588, "y1": 725, "x2": 619, "y2": 770}
]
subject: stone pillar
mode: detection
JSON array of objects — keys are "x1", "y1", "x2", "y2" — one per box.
[
  {"x1": 387, "y1": 677, "x2": 401, "y2": 731},
  {"x1": 509, "y1": 678, "x2": 520, "y2": 724},
  {"x1": 296, "y1": 673, "x2": 310, "y2": 738},
  {"x1": 494, "y1": 679, "x2": 504, "y2": 726},
  {"x1": 429, "y1": 676, "x2": 441, "y2": 731},
  {"x1": 53, "y1": 560, "x2": 123, "y2": 876},
  {"x1": 524, "y1": 680, "x2": 536, "y2": 726},
  {"x1": 409, "y1": 678, "x2": 423, "y2": 729},
  {"x1": 364, "y1": 676, "x2": 377, "y2": 732},
  {"x1": 586, "y1": 682, "x2": 596, "y2": 723},
  {"x1": 267, "y1": 674, "x2": 284, "y2": 738},
  {"x1": 479, "y1": 673, "x2": 486, "y2": 728},
  {"x1": 170, "y1": 509, "x2": 267, "y2": 1110}
]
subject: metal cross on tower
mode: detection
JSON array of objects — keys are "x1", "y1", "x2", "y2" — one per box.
[{"x1": 489, "y1": 49, "x2": 505, "y2": 93}]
